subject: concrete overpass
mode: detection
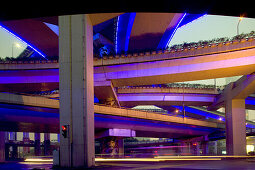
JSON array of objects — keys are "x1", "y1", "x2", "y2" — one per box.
[
  {"x1": 116, "y1": 86, "x2": 255, "y2": 108},
  {"x1": 0, "y1": 92, "x2": 223, "y2": 139},
  {"x1": 2, "y1": 92, "x2": 255, "y2": 140},
  {"x1": 94, "y1": 44, "x2": 255, "y2": 87},
  {"x1": 1, "y1": 13, "x2": 255, "y2": 166},
  {"x1": 0, "y1": 38, "x2": 255, "y2": 104}
]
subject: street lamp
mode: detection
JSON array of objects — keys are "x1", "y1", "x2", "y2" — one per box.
[
  {"x1": 182, "y1": 83, "x2": 186, "y2": 119},
  {"x1": 237, "y1": 16, "x2": 243, "y2": 35},
  {"x1": 12, "y1": 43, "x2": 21, "y2": 58}
]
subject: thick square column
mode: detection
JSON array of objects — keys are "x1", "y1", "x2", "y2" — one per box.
[
  {"x1": 0, "y1": 132, "x2": 5, "y2": 162},
  {"x1": 225, "y1": 99, "x2": 246, "y2": 155},
  {"x1": 34, "y1": 133, "x2": 41, "y2": 156},
  {"x1": 44, "y1": 133, "x2": 50, "y2": 156},
  {"x1": 59, "y1": 14, "x2": 95, "y2": 167}
]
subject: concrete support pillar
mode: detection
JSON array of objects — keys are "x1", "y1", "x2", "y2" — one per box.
[
  {"x1": 187, "y1": 142, "x2": 191, "y2": 155},
  {"x1": 12, "y1": 145, "x2": 18, "y2": 159},
  {"x1": 196, "y1": 142, "x2": 200, "y2": 156},
  {"x1": 23, "y1": 132, "x2": 29, "y2": 140},
  {"x1": 34, "y1": 133, "x2": 41, "y2": 156},
  {"x1": 181, "y1": 142, "x2": 190, "y2": 155},
  {"x1": 213, "y1": 141, "x2": 218, "y2": 155},
  {"x1": 118, "y1": 137, "x2": 124, "y2": 157},
  {"x1": 5, "y1": 132, "x2": 8, "y2": 142},
  {"x1": 191, "y1": 142, "x2": 200, "y2": 156},
  {"x1": 59, "y1": 14, "x2": 95, "y2": 168},
  {"x1": 9, "y1": 132, "x2": 17, "y2": 141},
  {"x1": 202, "y1": 141, "x2": 209, "y2": 155},
  {"x1": 225, "y1": 99, "x2": 246, "y2": 155},
  {"x1": 0, "y1": 132, "x2": 5, "y2": 162},
  {"x1": 44, "y1": 133, "x2": 50, "y2": 156},
  {"x1": 23, "y1": 132, "x2": 30, "y2": 154}
]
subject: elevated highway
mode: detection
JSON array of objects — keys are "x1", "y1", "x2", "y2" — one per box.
[
  {"x1": 94, "y1": 47, "x2": 255, "y2": 87},
  {"x1": 0, "y1": 92, "x2": 223, "y2": 138},
  {"x1": 117, "y1": 93, "x2": 215, "y2": 107},
  {"x1": 115, "y1": 86, "x2": 255, "y2": 109},
  {"x1": 1, "y1": 92, "x2": 255, "y2": 139},
  {"x1": 0, "y1": 39, "x2": 254, "y2": 85},
  {"x1": 0, "y1": 37, "x2": 255, "y2": 141},
  {"x1": 0, "y1": 39, "x2": 255, "y2": 106}
]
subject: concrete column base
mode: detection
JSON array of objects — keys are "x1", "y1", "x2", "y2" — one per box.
[
  {"x1": 225, "y1": 99, "x2": 246, "y2": 155},
  {"x1": 34, "y1": 133, "x2": 41, "y2": 156},
  {"x1": 0, "y1": 132, "x2": 5, "y2": 162}
]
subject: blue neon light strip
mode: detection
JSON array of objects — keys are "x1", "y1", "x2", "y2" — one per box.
[
  {"x1": 124, "y1": 13, "x2": 136, "y2": 53},
  {"x1": 0, "y1": 24, "x2": 47, "y2": 58},
  {"x1": 247, "y1": 123, "x2": 255, "y2": 128},
  {"x1": 245, "y1": 97, "x2": 255, "y2": 105},
  {"x1": 178, "y1": 13, "x2": 207, "y2": 29},
  {"x1": 115, "y1": 13, "x2": 136, "y2": 54},
  {"x1": 115, "y1": 16, "x2": 120, "y2": 54},
  {"x1": 172, "y1": 105, "x2": 255, "y2": 128},
  {"x1": 172, "y1": 105, "x2": 225, "y2": 121},
  {"x1": 166, "y1": 13, "x2": 187, "y2": 48}
]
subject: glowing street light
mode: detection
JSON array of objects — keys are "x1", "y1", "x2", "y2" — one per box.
[
  {"x1": 12, "y1": 42, "x2": 21, "y2": 58},
  {"x1": 237, "y1": 16, "x2": 244, "y2": 35},
  {"x1": 15, "y1": 43, "x2": 21, "y2": 48}
]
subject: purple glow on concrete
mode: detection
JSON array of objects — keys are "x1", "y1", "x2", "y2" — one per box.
[
  {"x1": 94, "y1": 55, "x2": 255, "y2": 81},
  {"x1": 0, "y1": 75, "x2": 59, "y2": 84},
  {"x1": 94, "y1": 80, "x2": 112, "y2": 86},
  {"x1": 0, "y1": 106, "x2": 59, "y2": 121},
  {"x1": 109, "y1": 128, "x2": 136, "y2": 137},
  {"x1": 95, "y1": 114, "x2": 216, "y2": 133},
  {"x1": 134, "y1": 145, "x2": 187, "y2": 150},
  {"x1": 117, "y1": 93, "x2": 215, "y2": 102},
  {"x1": 0, "y1": 69, "x2": 59, "y2": 84}
]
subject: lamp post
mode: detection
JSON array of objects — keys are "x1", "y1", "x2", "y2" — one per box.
[
  {"x1": 12, "y1": 43, "x2": 21, "y2": 58},
  {"x1": 182, "y1": 83, "x2": 185, "y2": 119},
  {"x1": 237, "y1": 16, "x2": 243, "y2": 35}
]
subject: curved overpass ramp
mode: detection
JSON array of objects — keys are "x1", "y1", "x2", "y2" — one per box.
[
  {"x1": 0, "y1": 93, "x2": 222, "y2": 138},
  {"x1": 0, "y1": 40, "x2": 254, "y2": 86}
]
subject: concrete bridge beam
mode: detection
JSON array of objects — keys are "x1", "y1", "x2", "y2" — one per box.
[{"x1": 225, "y1": 99, "x2": 246, "y2": 155}]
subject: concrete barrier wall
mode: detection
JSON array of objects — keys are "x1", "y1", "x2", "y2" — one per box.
[
  {"x1": 0, "y1": 92, "x2": 59, "y2": 109},
  {"x1": 0, "y1": 93, "x2": 218, "y2": 128},
  {"x1": 94, "y1": 105, "x2": 218, "y2": 128}
]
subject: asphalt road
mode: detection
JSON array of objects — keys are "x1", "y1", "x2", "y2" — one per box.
[{"x1": 1, "y1": 159, "x2": 255, "y2": 170}]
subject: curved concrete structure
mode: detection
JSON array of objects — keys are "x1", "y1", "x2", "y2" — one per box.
[
  {"x1": 0, "y1": 39, "x2": 254, "y2": 88},
  {"x1": 94, "y1": 47, "x2": 255, "y2": 86},
  {"x1": 118, "y1": 93, "x2": 215, "y2": 107},
  {"x1": 1, "y1": 13, "x2": 255, "y2": 161},
  {"x1": 0, "y1": 92, "x2": 220, "y2": 128}
]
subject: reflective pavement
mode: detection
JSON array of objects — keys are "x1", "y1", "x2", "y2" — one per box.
[{"x1": 1, "y1": 158, "x2": 255, "y2": 170}]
